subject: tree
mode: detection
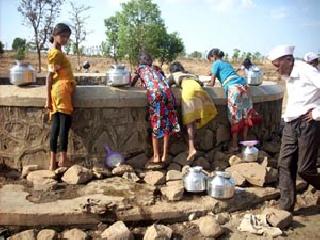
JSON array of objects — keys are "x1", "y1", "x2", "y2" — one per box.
[
  {"x1": 189, "y1": 51, "x2": 202, "y2": 59},
  {"x1": 104, "y1": 15, "x2": 121, "y2": 63},
  {"x1": 64, "y1": 41, "x2": 72, "y2": 55},
  {"x1": 18, "y1": 0, "x2": 62, "y2": 72},
  {"x1": 232, "y1": 48, "x2": 241, "y2": 63},
  {"x1": 69, "y1": 1, "x2": 91, "y2": 67},
  {"x1": 0, "y1": 41, "x2": 4, "y2": 57},
  {"x1": 116, "y1": 0, "x2": 167, "y2": 66},
  {"x1": 12, "y1": 38, "x2": 27, "y2": 51},
  {"x1": 158, "y1": 32, "x2": 184, "y2": 66}
]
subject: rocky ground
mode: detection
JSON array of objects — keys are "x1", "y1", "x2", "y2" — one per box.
[{"x1": 0, "y1": 144, "x2": 319, "y2": 240}]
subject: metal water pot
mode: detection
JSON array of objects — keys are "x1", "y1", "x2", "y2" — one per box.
[
  {"x1": 183, "y1": 166, "x2": 207, "y2": 193},
  {"x1": 106, "y1": 65, "x2": 131, "y2": 86},
  {"x1": 207, "y1": 171, "x2": 235, "y2": 199},
  {"x1": 10, "y1": 61, "x2": 36, "y2": 86},
  {"x1": 240, "y1": 140, "x2": 259, "y2": 162}
]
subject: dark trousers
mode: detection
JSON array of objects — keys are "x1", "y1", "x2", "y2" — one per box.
[
  {"x1": 278, "y1": 117, "x2": 320, "y2": 211},
  {"x1": 50, "y1": 112, "x2": 72, "y2": 153}
]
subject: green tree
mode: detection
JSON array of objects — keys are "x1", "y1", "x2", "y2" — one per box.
[
  {"x1": 69, "y1": 1, "x2": 91, "y2": 67},
  {"x1": 189, "y1": 51, "x2": 202, "y2": 59},
  {"x1": 158, "y1": 32, "x2": 184, "y2": 66},
  {"x1": 0, "y1": 41, "x2": 4, "y2": 57},
  {"x1": 64, "y1": 41, "x2": 72, "y2": 55},
  {"x1": 116, "y1": 0, "x2": 167, "y2": 66},
  {"x1": 18, "y1": 0, "x2": 62, "y2": 72},
  {"x1": 104, "y1": 15, "x2": 121, "y2": 63},
  {"x1": 12, "y1": 38, "x2": 27, "y2": 51},
  {"x1": 232, "y1": 48, "x2": 241, "y2": 63}
]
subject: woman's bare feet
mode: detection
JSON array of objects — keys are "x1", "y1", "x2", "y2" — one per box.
[
  {"x1": 49, "y1": 152, "x2": 57, "y2": 171},
  {"x1": 187, "y1": 150, "x2": 197, "y2": 162},
  {"x1": 150, "y1": 155, "x2": 161, "y2": 164},
  {"x1": 58, "y1": 152, "x2": 71, "y2": 167}
]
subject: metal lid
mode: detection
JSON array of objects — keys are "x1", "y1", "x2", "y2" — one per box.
[{"x1": 215, "y1": 171, "x2": 231, "y2": 178}]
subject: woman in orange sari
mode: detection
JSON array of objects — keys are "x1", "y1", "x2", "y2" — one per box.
[{"x1": 45, "y1": 23, "x2": 76, "y2": 170}]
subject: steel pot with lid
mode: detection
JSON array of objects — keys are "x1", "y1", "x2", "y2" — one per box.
[
  {"x1": 106, "y1": 65, "x2": 131, "y2": 87},
  {"x1": 207, "y1": 171, "x2": 235, "y2": 199},
  {"x1": 240, "y1": 140, "x2": 259, "y2": 162},
  {"x1": 10, "y1": 60, "x2": 36, "y2": 86},
  {"x1": 183, "y1": 166, "x2": 207, "y2": 193}
]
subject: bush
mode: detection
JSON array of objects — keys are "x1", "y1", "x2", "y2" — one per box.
[
  {"x1": 15, "y1": 47, "x2": 26, "y2": 60},
  {"x1": 12, "y1": 38, "x2": 26, "y2": 51},
  {"x1": 0, "y1": 41, "x2": 4, "y2": 56}
]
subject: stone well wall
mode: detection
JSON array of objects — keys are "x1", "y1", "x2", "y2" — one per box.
[{"x1": 0, "y1": 80, "x2": 284, "y2": 170}]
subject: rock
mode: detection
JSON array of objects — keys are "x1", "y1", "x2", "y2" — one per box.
[
  {"x1": 144, "y1": 171, "x2": 166, "y2": 185},
  {"x1": 199, "y1": 129, "x2": 214, "y2": 151},
  {"x1": 181, "y1": 165, "x2": 190, "y2": 175},
  {"x1": 161, "y1": 185, "x2": 184, "y2": 201},
  {"x1": 62, "y1": 228, "x2": 88, "y2": 240},
  {"x1": 226, "y1": 169, "x2": 246, "y2": 186},
  {"x1": 126, "y1": 153, "x2": 149, "y2": 169},
  {"x1": 26, "y1": 170, "x2": 56, "y2": 182},
  {"x1": 37, "y1": 229, "x2": 57, "y2": 240},
  {"x1": 258, "y1": 150, "x2": 270, "y2": 163},
  {"x1": 93, "y1": 167, "x2": 112, "y2": 178},
  {"x1": 122, "y1": 172, "x2": 140, "y2": 182},
  {"x1": 212, "y1": 151, "x2": 229, "y2": 170},
  {"x1": 216, "y1": 213, "x2": 230, "y2": 225},
  {"x1": 265, "y1": 167, "x2": 278, "y2": 184},
  {"x1": 144, "y1": 224, "x2": 173, "y2": 240},
  {"x1": 33, "y1": 178, "x2": 58, "y2": 191},
  {"x1": 216, "y1": 124, "x2": 230, "y2": 144},
  {"x1": 226, "y1": 162, "x2": 267, "y2": 187},
  {"x1": 5, "y1": 170, "x2": 21, "y2": 179},
  {"x1": 166, "y1": 170, "x2": 183, "y2": 181},
  {"x1": 172, "y1": 152, "x2": 188, "y2": 166},
  {"x1": 197, "y1": 215, "x2": 223, "y2": 238},
  {"x1": 167, "y1": 163, "x2": 181, "y2": 171},
  {"x1": 112, "y1": 164, "x2": 134, "y2": 176},
  {"x1": 101, "y1": 221, "x2": 133, "y2": 240},
  {"x1": 21, "y1": 165, "x2": 40, "y2": 178},
  {"x1": 62, "y1": 165, "x2": 93, "y2": 184},
  {"x1": 8, "y1": 230, "x2": 36, "y2": 240},
  {"x1": 228, "y1": 154, "x2": 243, "y2": 166},
  {"x1": 166, "y1": 180, "x2": 183, "y2": 187},
  {"x1": 169, "y1": 141, "x2": 187, "y2": 156},
  {"x1": 262, "y1": 208, "x2": 293, "y2": 229},
  {"x1": 193, "y1": 156, "x2": 211, "y2": 170},
  {"x1": 54, "y1": 167, "x2": 68, "y2": 175},
  {"x1": 263, "y1": 141, "x2": 281, "y2": 154}
]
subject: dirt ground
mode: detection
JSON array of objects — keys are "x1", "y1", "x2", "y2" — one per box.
[{"x1": 0, "y1": 51, "x2": 279, "y2": 80}]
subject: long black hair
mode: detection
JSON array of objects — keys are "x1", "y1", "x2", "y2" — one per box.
[
  {"x1": 49, "y1": 23, "x2": 72, "y2": 43},
  {"x1": 207, "y1": 48, "x2": 225, "y2": 59},
  {"x1": 169, "y1": 61, "x2": 186, "y2": 73},
  {"x1": 242, "y1": 58, "x2": 253, "y2": 69}
]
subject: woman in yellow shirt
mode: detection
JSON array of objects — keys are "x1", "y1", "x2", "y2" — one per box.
[{"x1": 45, "y1": 23, "x2": 76, "y2": 170}]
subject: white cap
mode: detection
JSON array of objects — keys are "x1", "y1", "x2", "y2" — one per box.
[
  {"x1": 304, "y1": 52, "x2": 318, "y2": 62},
  {"x1": 268, "y1": 45, "x2": 295, "y2": 61}
]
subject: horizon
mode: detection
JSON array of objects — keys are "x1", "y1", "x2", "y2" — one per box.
[{"x1": 1, "y1": 0, "x2": 320, "y2": 58}]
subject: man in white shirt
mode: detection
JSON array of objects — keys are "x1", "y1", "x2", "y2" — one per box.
[
  {"x1": 304, "y1": 52, "x2": 319, "y2": 71},
  {"x1": 268, "y1": 45, "x2": 320, "y2": 212}
]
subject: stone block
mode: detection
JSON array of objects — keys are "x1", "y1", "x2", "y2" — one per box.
[
  {"x1": 8, "y1": 230, "x2": 36, "y2": 240},
  {"x1": 62, "y1": 228, "x2": 88, "y2": 240},
  {"x1": 62, "y1": 165, "x2": 93, "y2": 184},
  {"x1": 144, "y1": 224, "x2": 172, "y2": 240},
  {"x1": 112, "y1": 164, "x2": 134, "y2": 176},
  {"x1": 21, "y1": 165, "x2": 39, "y2": 178},
  {"x1": 161, "y1": 185, "x2": 184, "y2": 201},
  {"x1": 144, "y1": 171, "x2": 166, "y2": 185},
  {"x1": 166, "y1": 170, "x2": 183, "y2": 181},
  {"x1": 27, "y1": 170, "x2": 56, "y2": 182},
  {"x1": 37, "y1": 229, "x2": 57, "y2": 240},
  {"x1": 101, "y1": 221, "x2": 133, "y2": 240},
  {"x1": 263, "y1": 208, "x2": 293, "y2": 230},
  {"x1": 197, "y1": 215, "x2": 223, "y2": 238}
]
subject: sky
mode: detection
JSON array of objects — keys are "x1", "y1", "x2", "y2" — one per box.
[{"x1": 1, "y1": 0, "x2": 320, "y2": 58}]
